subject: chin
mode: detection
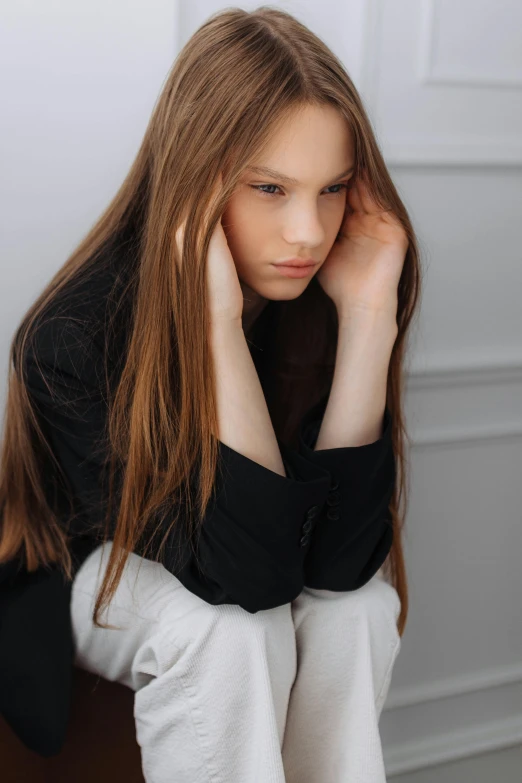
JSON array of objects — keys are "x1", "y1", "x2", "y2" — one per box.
[{"x1": 257, "y1": 280, "x2": 312, "y2": 302}]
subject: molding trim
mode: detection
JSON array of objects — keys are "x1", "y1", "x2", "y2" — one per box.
[
  {"x1": 383, "y1": 660, "x2": 522, "y2": 711},
  {"x1": 379, "y1": 357, "x2": 522, "y2": 772},
  {"x1": 358, "y1": 0, "x2": 385, "y2": 113},
  {"x1": 361, "y1": 0, "x2": 522, "y2": 167},
  {"x1": 383, "y1": 142, "x2": 522, "y2": 168},
  {"x1": 403, "y1": 358, "x2": 522, "y2": 447},
  {"x1": 405, "y1": 358, "x2": 522, "y2": 388},
  {"x1": 406, "y1": 422, "x2": 522, "y2": 449},
  {"x1": 418, "y1": 0, "x2": 522, "y2": 88},
  {"x1": 384, "y1": 714, "x2": 522, "y2": 777}
]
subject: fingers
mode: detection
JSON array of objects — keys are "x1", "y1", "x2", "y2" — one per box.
[
  {"x1": 348, "y1": 180, "x2": 367, "y2": 214},
  {"x1": 358, "y1": 179, "x2": 380, "y2": 214},
  {"x1": 346, "y1": 178, "x2": 364, "y2": 213},
  {"x1": 174, "y1": 219, "x2": 186, "y2": 272},
  {"x1": 348, "y1": 171, "x2": 382, "y2": 215}
]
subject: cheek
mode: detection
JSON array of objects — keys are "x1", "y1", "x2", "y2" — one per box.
[
  {"x1": 328, "y1": 200, "x2": 347, "y2": 234},
  {"x1": 222, "y1": 197, "x2": 270, "y2": 254}
]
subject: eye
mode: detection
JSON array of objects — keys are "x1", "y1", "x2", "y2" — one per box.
[
  {"x1": 324, "y1": 183, "x2": 349, "y2": 195},
  {"x1": 250, "y1": 183, "x2": 349, "y2": 198},
  {"x1": 251, "y1": 184, "x2": 282, "y2": 196}
]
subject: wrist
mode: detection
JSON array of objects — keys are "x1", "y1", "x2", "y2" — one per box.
[
  {"x1": 338, "y1": 309, "x2": 398, "y2": 340},
  {"x1": 210, "y1": 316, "x2": 244, "y2": 335}
]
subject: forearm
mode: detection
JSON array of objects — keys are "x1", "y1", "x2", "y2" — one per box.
[
  {"x1": 315, "y1": 313, "x2": 398, "y2": 451},
  {"x1": 210, "y1": 319, "x2": 285, "y2": 476}
]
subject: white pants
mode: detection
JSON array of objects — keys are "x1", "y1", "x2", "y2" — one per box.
[{"x1": 71, "y1": 541, "x2": 401, "y2": 783}]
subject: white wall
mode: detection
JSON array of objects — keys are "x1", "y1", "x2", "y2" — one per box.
[
  {"x1": 356, "y1": 0, "x2": 522, "y2": 776},
  {"x1": 2, "y1": 1, "x2": 521, "y2": 778},
  {"x1": 0, "y1": 0, "x2": 178, "y2": 356}
]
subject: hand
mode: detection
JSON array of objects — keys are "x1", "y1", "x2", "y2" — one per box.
[
  {"x1": 315, "y1": 172, "x2": 408, "y2": 322},
  {"x1": 175, "y1": 174, "x2": 244, "y2": 324}
]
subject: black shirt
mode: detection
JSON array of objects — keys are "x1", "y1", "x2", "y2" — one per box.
[{"x1": 0, "y1": 248, "x2": 395, "y2": 756}]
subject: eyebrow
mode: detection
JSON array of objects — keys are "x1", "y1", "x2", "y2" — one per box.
[{"x1": 245, "y1": 165, "x2": 355, "y2": 186}]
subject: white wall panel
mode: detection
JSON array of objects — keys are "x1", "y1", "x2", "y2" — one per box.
[
  {"x1": 356, "y1": 0, "x2": 522, "y2": 775},
  {"x1": 360, "y1": 0, "x2": 522, "y2": 165}
]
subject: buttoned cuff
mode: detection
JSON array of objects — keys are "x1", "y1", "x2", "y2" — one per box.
[
  {"x1": 179, "y1": 439, "x2": 332, "y2": 612},
  {"x1": 294, "y1": 403, "x2": 396, "y2": 590}
]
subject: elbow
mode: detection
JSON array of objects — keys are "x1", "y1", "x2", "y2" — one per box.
[
  {"x1": 230, "y1": 572, "x2": 304, "y2": 614},
  {"x1": 304, "y1": 521, "x2": 394, "y2": 592}
]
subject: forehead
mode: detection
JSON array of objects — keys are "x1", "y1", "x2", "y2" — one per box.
[
  {"x1": 246, "y1": 104, "x2": 354, "y2": 183},
  {"x1": 245, "y1": 163, "x2": 354, "y2": 186}
]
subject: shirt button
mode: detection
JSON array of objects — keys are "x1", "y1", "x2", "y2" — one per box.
[
  {"x1": 326, "y1": 507, "x2": 340, "y2": 521},
  {"x1": 305, "y1": 505, "x2": 320, "y2": 520},
  {"x1": 326, "y1": 491, "x2": 341, "y2": 506}
]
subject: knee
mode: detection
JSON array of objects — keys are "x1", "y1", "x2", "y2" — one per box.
[
  {"x1": 348, "y1": 575, "x2": 401, "y2": 650},
  {"x1": 156, "y1": 596, "x2": 296, "y2": 668},
  {"x1": 304, "y1": 574, "x2": 401, "y2": 645}
]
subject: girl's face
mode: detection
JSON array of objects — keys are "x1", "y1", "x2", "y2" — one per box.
[{"x1": 222, "y1": 102, "x2": 355, "y2": 308}]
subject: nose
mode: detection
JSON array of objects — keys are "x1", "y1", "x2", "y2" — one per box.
[{"x1": 282, "y1": 201, "x2": 326, "y2": 249}]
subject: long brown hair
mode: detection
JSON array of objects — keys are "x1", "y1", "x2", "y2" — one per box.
[{"x1": 0, "y1": 6, "x2": 420, "y2": 636}]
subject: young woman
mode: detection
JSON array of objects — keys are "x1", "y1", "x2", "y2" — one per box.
[{"x1": 0, "y1": 6, "x2": 420, "y2": 781}]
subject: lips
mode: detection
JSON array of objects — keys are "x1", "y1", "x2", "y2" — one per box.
[
  {"x1": 272, "y1": 263, "x2": 317, "y2": 278},
  {"x1": 274, "y1": 260, "x2": 317, "y2": 268}
]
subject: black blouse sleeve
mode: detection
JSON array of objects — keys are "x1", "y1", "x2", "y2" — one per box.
[
  {"x1": 22, "y1": 320, "x2": 333, "y2": 614},
  {"x1": 283, "y1": 393, "x2": 395, "y2": 591}
]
